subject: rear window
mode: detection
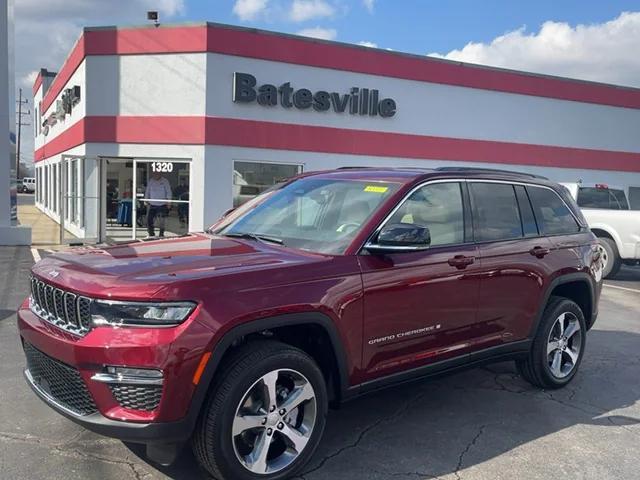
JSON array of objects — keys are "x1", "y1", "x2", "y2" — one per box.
[
  {"x1": 577, "y1": 187, "x2": 629, "y2": 210},
  {"x1": 527, "y1": 186, "x2": 581, "y2": 235}
]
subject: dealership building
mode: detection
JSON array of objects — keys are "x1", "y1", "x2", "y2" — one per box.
[{"x1": 32, "y1": 22, "x2": 640, "y2": 243}]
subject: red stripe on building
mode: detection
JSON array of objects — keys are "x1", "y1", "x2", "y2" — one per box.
[
  {"x1": 85, "y1": 116, "x2": 206, "y2": 144},
  {"x1": 34, "y1": 116, "x2": 640, "y2": 173},
  {"x1": 32, "y1": 71, "x2": 44, "y2": 96},
  {"x1": 38, "y1": 24, "x2": 640, "y2": 118},
  {"x1": 34, "y1": 119, "x2": 85, "y2": 161}
]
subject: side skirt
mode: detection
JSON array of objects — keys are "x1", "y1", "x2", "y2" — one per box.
[{"x1": 342, "y1": 339, "x2": 532, "y2": 402}]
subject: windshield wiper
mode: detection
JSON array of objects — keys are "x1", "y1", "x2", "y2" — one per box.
[{"x1": 221, "y1": 232, "x2": 285, "y2": 245}]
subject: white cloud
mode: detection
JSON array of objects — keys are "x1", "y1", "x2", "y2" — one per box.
[
  {"x1": 296, "y1": 27, "x2": 337, "y2": 40},
  {"x1": 13, "y1": 0, "x2": 185, "y2": 163},
  {"x1": 232, "y1": 0, "x2": 269, "y2": 21},
  {"x1": 289, "y1": 0, "x2": 335, "y2": 22},
  {"x1": 428, "y1": 11, "x2": 640, "y2": 88},
  {"x1": 358, "y1": 41, "x2": 377, "y2": 48},
  {"x1": 363, "y1": 0, "x2": 374, "y2": 13}
]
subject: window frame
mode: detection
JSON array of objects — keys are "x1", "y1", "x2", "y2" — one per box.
[
  {"x1": 360, "y1": 178, "x2": 585, "y2": 254},
  {"x1": 361, "y1": 179, "x2": 472, "y2": 253}
]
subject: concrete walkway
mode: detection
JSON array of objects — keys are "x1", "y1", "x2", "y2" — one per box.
[{"x1": 17, "y1": 204, "x2": 63, "y2": 249}]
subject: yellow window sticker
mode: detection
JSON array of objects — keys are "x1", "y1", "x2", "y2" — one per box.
[{"x1": 364, "y1": 185, "x2": 389, "y2": 193}]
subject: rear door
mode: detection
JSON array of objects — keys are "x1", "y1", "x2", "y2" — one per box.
[{"x1": 470, "y1": 181, "x2": 555, "y2": 342}]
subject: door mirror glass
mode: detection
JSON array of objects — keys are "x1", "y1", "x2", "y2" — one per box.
[{"x1": 367, "y1": 223, "x2": 431, "y2": 252}]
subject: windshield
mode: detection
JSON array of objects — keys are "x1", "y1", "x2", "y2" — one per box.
[{"x1": 212, "y1": 177, "x2": 399, "y2": 254}]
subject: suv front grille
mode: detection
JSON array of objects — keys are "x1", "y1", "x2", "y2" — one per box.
[
  {"x1": 109, "y1": 384, "x2": 162, "y2": 411},
  {"x1": 24, "y1": 342, "x2": 98, "y2": 416},
  {"x1": 30, "y1": 276, "x2": 92, "y2": 336}
]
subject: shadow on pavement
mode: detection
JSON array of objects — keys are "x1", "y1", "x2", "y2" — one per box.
[
  {"x1": 0, "y1": 308, "x2": 16, "y2": 321},
  {"x1": 124, "y1": 328, "x2": 640, "y2": 480},
  {"x1": 608, "y1": 265, "x2": 640, "y2": 284}
]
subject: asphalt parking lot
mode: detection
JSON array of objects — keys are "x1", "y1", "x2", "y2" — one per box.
[{"x1": 1, "y1": 246, "x2": 639, "y2": 480}]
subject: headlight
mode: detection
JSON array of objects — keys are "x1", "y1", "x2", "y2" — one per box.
[{"x1": 90, "y1": 300, "x2": 196, "y2": 327}]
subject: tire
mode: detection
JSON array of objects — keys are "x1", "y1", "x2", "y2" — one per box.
[
  {"x1": 597, "y1": 237, "x2": 622, "y2": 279},
  {"x1": 193, "y1": 341, "x2": 328, "y2": 480},
  {"x1": 517, "y1": 296, "x2": 586, "y2": 389}
]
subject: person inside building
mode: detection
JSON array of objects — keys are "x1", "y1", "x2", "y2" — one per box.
[{"x1": 144, "y1": 171, "x2": 172, "y2": 238}]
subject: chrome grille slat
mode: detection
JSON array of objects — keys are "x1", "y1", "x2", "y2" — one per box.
[{"x1": 29, "y1": 276, "x2": 91, "y2": 336}]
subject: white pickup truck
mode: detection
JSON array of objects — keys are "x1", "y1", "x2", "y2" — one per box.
[{"x1": 562, "y1": 183, "x2": 640, "y2": 278}]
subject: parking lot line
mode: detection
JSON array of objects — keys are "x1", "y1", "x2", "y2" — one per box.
[
  {"x1": 603, "y1": 283, "x2": 640, "y2": 294},
  {"x1": 30, "y1": 248, "x2": 41, "y2": 263}
]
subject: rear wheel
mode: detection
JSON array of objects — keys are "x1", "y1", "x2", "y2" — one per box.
[
  {"x1": 596, "y1": 237, "x2": 621, "y2": 279},
  {"x1": 193, "y1": 341, "x2": 327, "y2": 480},
  {"x1": 517, "y1": 296, "x2": 586, "y2": 389}
]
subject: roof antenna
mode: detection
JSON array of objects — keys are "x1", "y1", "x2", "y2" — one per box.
[{"x1": 147, "y1": 11, "x2": 160, "y2": 27}]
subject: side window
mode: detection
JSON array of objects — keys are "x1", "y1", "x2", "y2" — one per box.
[
  {"x1": 515, "y1": 185, "x2": 538, "y2": 237},
  {"x1": 387, "y1": 182, "x2": 464, "y2": 246},
  {"x1": 470, "y1": 182, "x2": 522, "y2": 241},
  {"x1": 527, "y1": 186, "x2": 581, "y2": 235}
]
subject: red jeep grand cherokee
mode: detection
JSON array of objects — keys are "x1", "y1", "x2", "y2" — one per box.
[{"x1": 18, "y1": 167, "x2": 602, "y2": 480}]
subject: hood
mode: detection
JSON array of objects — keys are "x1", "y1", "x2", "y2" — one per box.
[{"x1": 32, "y1": 233, "x2": 329, "y2": 298}]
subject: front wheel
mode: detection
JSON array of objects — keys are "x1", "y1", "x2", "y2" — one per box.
[
  {"x1": 193, "y1": 341, "x2": 328, "y2": 480},
  {"x1": 517, "y1": 296, "x2": 586, "y2": 389}
]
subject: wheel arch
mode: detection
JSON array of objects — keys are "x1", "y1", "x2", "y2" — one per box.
[
  {"x1": 530, "y1": 273, "x2": 597, "y2": 337},
  {"x1": 192, "y1": 313, "x2": 351, "y2": 419}
]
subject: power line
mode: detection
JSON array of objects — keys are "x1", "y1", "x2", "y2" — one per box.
[{"x1": 16, "y1": 88, "x2": 31, "y2": 179}]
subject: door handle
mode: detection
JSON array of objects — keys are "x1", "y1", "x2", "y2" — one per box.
[
  {"x1": 529, "y1": 246, "x2": 551, "y2": 258},
  {"x1": 447, "y1": 255, "x2": 475, "y2": 269}
]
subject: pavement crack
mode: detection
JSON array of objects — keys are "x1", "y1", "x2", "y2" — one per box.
[
  {"x1": 299, "y1": 392, "x2": 427, "y2": 477},
  {"x1": 453, "y1": 424, "x2": 486, "y2": 480},
  {"x1": 0, "y1": 431, "x2": 151, "y2": 477}
]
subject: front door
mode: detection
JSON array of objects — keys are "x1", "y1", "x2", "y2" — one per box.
[{"x1": 359, "y1": 181, "x2": 484, "y2": 382}]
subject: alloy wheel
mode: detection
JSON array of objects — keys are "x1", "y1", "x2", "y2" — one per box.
[
  {"x1": 596, "y1": 244, "x2": 609, "y2": 272},
  {"x1": 547, "y1": 312, "x2": 583, "y2": 378},
  {"x1": 232, "y1": 369, "x2": 317, "y2": 475}
]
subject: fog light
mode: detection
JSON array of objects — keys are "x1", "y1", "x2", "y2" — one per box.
[{"x1": 92, "y1": 366, "x2": 163, "y2": 385}]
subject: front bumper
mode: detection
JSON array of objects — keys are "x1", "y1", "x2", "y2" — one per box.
[
  {"x1": 23, "y1": 367, "x2": 193, "y2": 443},
  {"x1": 17, "y1": 303, "x2": 214, "y2": 443}
]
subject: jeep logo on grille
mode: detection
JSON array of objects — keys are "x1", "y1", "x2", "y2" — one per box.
[{"x1": 48, "y1": 270, "x2": 60, "y2": 278}]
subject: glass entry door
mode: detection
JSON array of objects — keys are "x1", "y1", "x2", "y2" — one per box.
[
  {"x1": 133, "y1": 159, "x2": 190, "y2": 240},
  {"x1": 102, "y1": 158, "x2": 191, "y2": 242}
]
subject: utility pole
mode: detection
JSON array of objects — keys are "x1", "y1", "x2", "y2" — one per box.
[{"x1": 16, "y1": 87, "x2": 30, "y2": 179}]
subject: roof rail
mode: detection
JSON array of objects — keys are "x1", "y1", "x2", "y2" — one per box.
[
  {"x1": 434, "y1": 166, "x2": 548, "y2": 180},
  {"x1": 336, "y1": 166, "x2": 376, "y2": 170}
]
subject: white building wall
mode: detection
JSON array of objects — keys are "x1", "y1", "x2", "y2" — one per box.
[
  {"x1": 32, "y1": 45, "x2": 640, "y2": 241},
  {"x1": 205, "y1": 53, "x2": 640, "y2": 153},
  {"x1": 86, "y1": 54, "x2": 207, "y2": 116}
]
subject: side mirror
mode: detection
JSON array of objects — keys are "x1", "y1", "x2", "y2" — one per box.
[{"x1": 365, "y1": 223, "x2": 431, "y2": 253}]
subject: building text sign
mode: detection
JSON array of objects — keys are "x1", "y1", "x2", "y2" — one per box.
[{"x1": 232, "y1": 72, "x2": 397, "y2": 118}]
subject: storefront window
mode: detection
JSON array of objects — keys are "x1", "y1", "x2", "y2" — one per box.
[
  {"x1": 70, "y1": 159, "x2": 78, "y2": 223},
  {"x1": 233, "y1": 161, "x2": 303, "y2": 207},
  {"x1": 44, "y1": 165, "x2": 49, "y2": 209}
]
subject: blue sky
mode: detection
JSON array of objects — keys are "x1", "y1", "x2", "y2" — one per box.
[{"x1": 183, "y1": 0, "x2": 640, "y2": 55}]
